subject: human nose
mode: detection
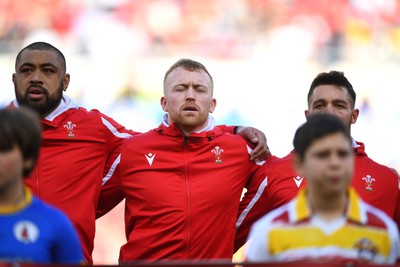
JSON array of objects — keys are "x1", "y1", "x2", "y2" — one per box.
[
  {"x1": 329, "y1": 153, "x2": 342, "y2": 168},
  {"x1": 30, "y1": 70, "x2": 43, "y2": 83},
  {"x1": 323, "y1": 105, "x2": 335, "y2": 116},
  {"x1": 185, "y1": 87, "x2": 195, "y2": 101}
]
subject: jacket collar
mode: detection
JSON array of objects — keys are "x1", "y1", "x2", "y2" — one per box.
[
  {"x1": 291, "y1": 187, "x2": 366, "y2": 224},
  {"x1": 353, "y1": 140, "x2": 367, "y2": 156},
  {"x1": 161, "y1": 113, "x2": 216, "y2": 133},
  {"x1": 289, "y1": 138, "x2": 367, "y2": 157},
  {"x1": 157, "y1": 114, "x2": 222, "y2": 139},
  {"x1": 12, "y1": 95, "x2": 79, "y2": 122}
]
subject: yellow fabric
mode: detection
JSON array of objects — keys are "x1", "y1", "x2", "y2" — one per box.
[
  {"x1": 269, "y1": 224, "x2": 390, "y2": 256},
  {"x1": 347, "y1": 187, "x2": 362, "y2": 222},
  {"x1": 294, "y1": 187, "x2": 362, "y2": 223},
  {"x1": 269, "y1": 187, "x2": 391, "y2": 258},
  {"x1": 0, "y1": 187, "x2": 32, "y2": 214}
]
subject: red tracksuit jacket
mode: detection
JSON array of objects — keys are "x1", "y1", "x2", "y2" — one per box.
[
  {"x1": 9, "y1": 96, "x2": 137, "y2": 262},
  {"x1": 98, "y1": 122, "x2": 269, "y2": 262},
  {"x1": 235, "y1": 141, "x2": 400, "y2": 251}
]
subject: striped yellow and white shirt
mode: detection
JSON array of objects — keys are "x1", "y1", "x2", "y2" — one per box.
[{"x1": 245, "y1": 187, "x2": 400, "y2": 264}]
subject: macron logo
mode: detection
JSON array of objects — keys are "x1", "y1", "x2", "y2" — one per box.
[
  {"x1": 293, "y1": 176, "x2": 304, "y2": 188},
  {"x1": 145, "y1": 153, "x2": 156, "y2": 166}
]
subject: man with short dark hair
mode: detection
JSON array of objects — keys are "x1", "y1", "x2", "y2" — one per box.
[
  {"x1": 245, "y1": 113, "x2": 400, "y2": 264},
  {"x1": 10, "y1": 41, "x2": 137, "y2": 262},
  {"x1": 236, "y1": 71, "x2": 400, "y2": 251}
]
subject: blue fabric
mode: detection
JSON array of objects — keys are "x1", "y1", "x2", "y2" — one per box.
[{"x1": 0, "y1": 195, "x2": 83, "y2": 264}]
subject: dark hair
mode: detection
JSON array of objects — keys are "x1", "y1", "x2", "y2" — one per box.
[
  {"x1": 293, "y1": 113, "x2": 351, "y2": 159},
  {"x1": 307, "y1": 71, "x2": 356, "y2": 108},
  {"x1": 163, "y1": 58, "x2": 214, "y2": 89},
  {"x1": 0, "y1": 108, "x2": 42, "y2": 177},
  {"x1": 15, "y1": 42, "x2": 66, "y2": 73}
]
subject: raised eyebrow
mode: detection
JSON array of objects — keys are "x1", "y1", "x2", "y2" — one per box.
[
  {"x1": 338, "y1": 149, "x2": 351, "y2": 154},
  {"x1": 40, "y1": 63, "x2": 58, "y2": 70},
  {"x1": 173, "y1": 83, "x2": 207, "y2": 88},
  {"x1": 173, "y1": 83, "x2": 189, "y2": 88},
  {"x1": 193, "y1": 84, "x2": 207, "y2": 88},
  {"x1": 313, "y1": 150, "x2": 330, "y2": 157},
  {"x1": 332, "y1": 99, "x2": 348, "y2": 105},
  {"x1": 19, "y1": 62, "x2": 58, "y2": 69},
  {"x1": 312, "y1": 99, "x2": 326, "y2": 105},
  {"x1": 19, "y1": 62, "x2": 34, "y2": 69}
]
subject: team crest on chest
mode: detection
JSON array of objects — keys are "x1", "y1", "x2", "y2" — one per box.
[
  {"x1": 211, "y1": 146, "x2": 224, "y2": 164},
  {"x1": 63, "y1": 121, "x2": 76, "y2": 137},
  {"x1": 354, "y1": 238, "x2": 378, "y2": 262},
  {"x1": 362, "y1": 174, "x2": 375, "y2": 191},
  {"x1": 13, "y1": 221, "x2": 39, "y2": 244}
]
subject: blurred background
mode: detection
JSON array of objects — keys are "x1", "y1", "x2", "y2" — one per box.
[{"x1": 1, "y1": 0, "x2": 400, "y2": 264}]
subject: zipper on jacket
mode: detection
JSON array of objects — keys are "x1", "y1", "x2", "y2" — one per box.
[{"x1": 183, "y1": 136, "x2": 191, "y2": 258}]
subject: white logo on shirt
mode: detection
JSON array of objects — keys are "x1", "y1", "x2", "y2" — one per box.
[
  {"x1": 13, "y1": 221, "x2": 39, "y2": 244},
  {"x1": 211, "y1": 146, "x2": 224, "y2": 164},
  {"x1": 362, "y1": 174, "x2": 375, "y2": 191},
  {"x1": 145, "y1": 153, "x2": 156, "y2": 166},
  {"x1": 293, "y1": 176, "x2": 304, "y2": 188},
  {"x1": 63, "y1": 121, "x2": 76, "y2": 137}
]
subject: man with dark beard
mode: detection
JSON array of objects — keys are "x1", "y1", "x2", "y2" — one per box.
[
  {"x1": 8, "y1": 42, "x2": 270, "y2": 263},
  {"x1": 13, "y1": 43, "x2": 66, "y2": 116},
  {"x1": 9, "y1": 42, "x2": 137, "y2": 263}
]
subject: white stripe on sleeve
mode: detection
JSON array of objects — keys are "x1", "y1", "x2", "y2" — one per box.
[
  {"x1": 102, "y1": 154, "x2": 121, "y2": 186},
  {"x1": 236, "y1": 177, "x2": 268, "y2": 229},
  {"x1": 101, "y1": 117, "x2": 132, "y2": 138}
]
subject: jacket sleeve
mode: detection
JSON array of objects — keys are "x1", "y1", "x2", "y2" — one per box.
[
  {"x1": 96, "y1": 113, "x2": 138, "y2": 218},
  {"x1": 395, "y1": 193, "x2": 400, "y2": 235},
  {"x1": 96, "y1": 152, "x2": 126, "y2": 218},
  {"x1": 235, "y1": 156, "x2": 275, "y2": 252},
  {"x1": 215, "y1": 124, "x2": 236, "y2": 134},
  {"x1": 392, "y1": 168, "x2": 400, "y2": 232}
]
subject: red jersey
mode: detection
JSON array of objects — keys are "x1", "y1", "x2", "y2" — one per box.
[
  {"x1": 9, "y1": 96, "x2": 137, "y2": 262},
  {"x1": 235, "y1": 141, "x2": 400, "y2": 251},
  {"x1": 98, "y1": 122, "x2": 268, "y2": 262}
]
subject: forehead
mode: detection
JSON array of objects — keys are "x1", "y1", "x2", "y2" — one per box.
[
  {"x1": 165, "y1": 67, "x2": 212, "y2": 88},
  {"x1": 307, "y1": 132, "x2": 351, "y2": 154},
  {"x1": 310, "y1": 85, "x2": 351, "y2": 103},
  {"x1": 17, "y1": 50, "x2": 62, "y2": 68}
]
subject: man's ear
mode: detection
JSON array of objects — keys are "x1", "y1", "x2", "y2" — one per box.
[
  {"x1": 63, "y1": 73, "x2": 70, "y2": 92},
  {"x1": 351, "y1": 108, "x2": 359, "y2": 124},
  {"x1": 161, "y1": 97, "x2": 168, "y2": 112},
  {"x1": 304, "y1": 109, "x2": 309, "y2": 120},
  {"x1": 209, "y1": 98, "x2": 216, "y2": 113}
]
